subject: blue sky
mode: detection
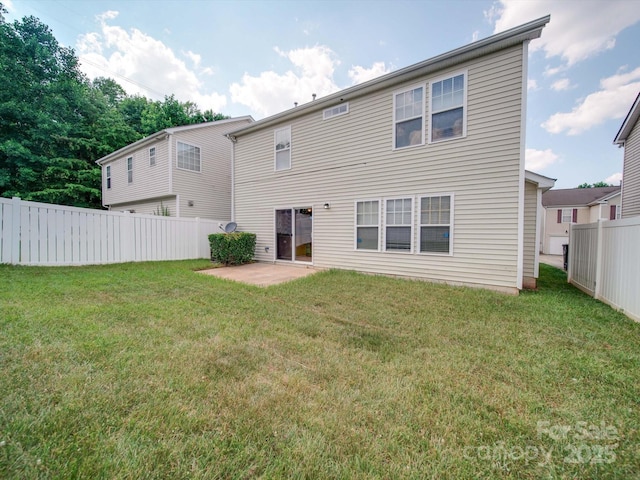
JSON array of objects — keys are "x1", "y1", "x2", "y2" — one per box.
[{"x1": 5, "y1": 0, "x2": 640, "y2": 188}]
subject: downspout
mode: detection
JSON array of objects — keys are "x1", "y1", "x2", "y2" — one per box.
[
  {"x1": 227, "y1": 134, "x2": 238, "y2": 222},
  {"x1": 516, "y1": 39, "x2": 530, "y2": 290},
  {"x1": 168, "y1": 133, "x2": 178, "y2": 217}
]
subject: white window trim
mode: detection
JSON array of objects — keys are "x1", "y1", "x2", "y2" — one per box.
[
  {"x1": 323, "y1": 103, "x2": 349, "y2": 120},
  {"x1": 127, "y1": 156, "x2": 133, "y2": 184},
  {"x1": 383, "y1": 197, "x2": 414, "y2": 253},
  {"x1": 106, "y1": 165, "x2": 111, "y2": 189},
  {"x1": 353, "y1": 199, "x2": 381, "y2": 251},
  {"x1": 561, "y1": 208, "x2": 573, "y2": 223},
  {"x1": 392, "y1": 83, "x2": 426, "y2": 150},
  {"x1": 176, "y1": 141, "x2": 202, "y2": 173},
  {"x1": 149, "y1": 146, "x2": 156, "y2": 166},
  {"x1": 274, "y1": 126, "x2": 292, "y2": 171},
  {"x1": 418, "y1": 193, "x2": 454, "y2": 256},
  {"x1": 428, "y1": 69, "x2": 468, "y2": 144}
]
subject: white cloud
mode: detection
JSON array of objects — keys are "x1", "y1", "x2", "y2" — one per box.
[
  {"x1": 543, "y1": 65, "x2": 565, "y2": 77},
  {"x1": 490, "y1": 0, "x2": 640, "y2": 66},
  {"x1": 76, "y1": 11, "x2": 226, "y2": 112},
  {"x1": 605, "y1": 172, "x2": 623, "y2": 185},
  {"x1": 525, "y1": 148, "x2": 560, "y2": 170},
  {"x1": 348, "y1": 62, "x2": 392, "y2": 85},
  {"x1": 184, "y1": 50, "x2": 201, "y2": 68},
  {"x1": 472, "y1": 30, "x2": 480, "y2": 42},
  {"x1": 550, "y1": 78, "x2": 572, "y2": 91},
  {"x1": 542, "y1": 68, "x2": 640, "y2": 135},
  {"x1": 528, "y1": 79, "x2": 539, "y2": 91},
  {"x1": 230, "y1": 45, "x2": 342, "y2": 117}
]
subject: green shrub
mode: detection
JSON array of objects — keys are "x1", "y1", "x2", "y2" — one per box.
[{"x1": 208, "y1": 232, "x2": 256, "y2": 265}]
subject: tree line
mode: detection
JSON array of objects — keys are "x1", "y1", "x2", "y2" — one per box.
[{"x1": 0, "y1": 4, "x2": 228, "y2": 208}]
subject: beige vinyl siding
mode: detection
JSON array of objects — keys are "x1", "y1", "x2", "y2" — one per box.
[
  {"x1": 108, "y1": 196, "x2": 176, "y2": 216},
  {"x1": 522, "y1": 181, "x2": 537, "y2": 288},
  {"x1": 172, "y1": 119, "x2": 250, "y2": 219},
  {"x1": 622, "y1": 121, "x2": 640, "y2": 218},
  {"x1": 102, "y1": 139, "x2": 170, "y2": 207},
  {"x1": 234, "y1": 45, "x2": 525, "y2": 292}
]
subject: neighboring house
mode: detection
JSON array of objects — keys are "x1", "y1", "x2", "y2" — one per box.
[
  {"x1": 227, "y1": 16, "x2": 553, "y2": 293},
  {"x1": 614, "y1": 92, "x2": 640, "y2": 218},
  {"x1": 96, "y1": 117, "x2": 253, "y2": 219},
  {"x1": 541, "y1": 186, "x2": 621, "y2": 255}
]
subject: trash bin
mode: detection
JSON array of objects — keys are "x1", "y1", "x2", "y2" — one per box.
[{"x1": 562, "y1": 244, "x2": 568, "y2": 271}]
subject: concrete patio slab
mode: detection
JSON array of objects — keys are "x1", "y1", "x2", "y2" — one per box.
[{"x1": 198, "y1": 262, "x2": 319, "y2": 287}]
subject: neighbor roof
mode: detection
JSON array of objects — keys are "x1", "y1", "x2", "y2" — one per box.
[
  {"x1": 96, "y1": 116, "x2": 254, "y2": 165},
  {"x1": 227, "y1": 16, "x2": 550, "y2": 138},
  {"x1": 542, "y1": 186, "x2": 621, "y2": 207},
  {"x1": 614, "y1": 92, "x2": 640, "y2": 145}
]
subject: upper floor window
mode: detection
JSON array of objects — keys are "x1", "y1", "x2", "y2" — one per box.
[
  {"x1": 385, "y1": 198, "x2": 413, "y2": 252},
  {"x1": 430, "y1": 72, "x2": 466, "y2": 142},
  {"x1": 323, "y1": 103, "x2": 349, "y2": 120},
  {"x1": 420, "y1": 195, "x2": 452, "y2": 254},
  {"x1": 177, "y1": 141, "x2": 201, "y2": 172},
  {"x1": 274, "y1": 126, "x2": 291, "y2": 171},
  {"x1": 127, "y1": 157, "x2": 133, "y2": 184},
  {"x1": 559, "y1": 208, "x2": 576, "y2": 223},
  {"x1": 149, "y1": 147, "x2": 156, "y2": 166},
  {"x1": 106, "y1": 165, "x2": 111, "y2": 189},
  {"x1": 393, "y1": 86, "x2": 424, "y2": 149},
  {"x1": 355, "y1": 200, "x2": 380, "y2": 250}
]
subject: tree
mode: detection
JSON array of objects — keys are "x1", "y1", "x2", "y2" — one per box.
[{"x1": 577, "y1": 181, "x2": 613, "y2": 188}]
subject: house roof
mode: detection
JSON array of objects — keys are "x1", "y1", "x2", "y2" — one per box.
[
  {"x1": 95, "y1": 116, "x2": 254, "y2": 165},
  {"x1": 614, "y1": 92, "x2": 640, "y2": 145},
  {"x1": 227, "y1": 16, "x2": 550, "y2": 138},
  {"x1": 541, "y1": 186, "x2": 621, "y2": 207},
  {"x1": 525, "y1": 170, "x2": 556, "y2": 192}
]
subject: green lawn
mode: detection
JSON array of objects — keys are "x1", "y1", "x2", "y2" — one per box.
[{"x1": 1, "y1": 261, "x2": 638, "y2": 479}]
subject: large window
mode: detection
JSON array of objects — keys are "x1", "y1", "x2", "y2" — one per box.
[
  {"x1": 420, "y1": 195, "x2": 452, "y2": 254},
  {"x1": 149, "y1": 147, "x2": 156, "y2": 166},
  {"x1": 355, "y1": 200, "x2": 380, "y2": 250},
  {"x1": 274, "y1": 126, "x2": 291, "y2": 171},
  {"x1": 177, "y1": 142, "x2": 201, "y2": 172},
  {"x1": 106, "y1": 165, "x2": 111, "y2": 189},
  {"x1": 430, "y1": 72, "x2": 466, "y2": 142},
  {"x1": 394, "y1": 86, "x2": 424, "y2": 149},
  {"x1": 385, "y1": 198, "x2": 413, "y2": 251},
  {"x1": 127, "y1": 157, "x2": 133, "y2": 184}
]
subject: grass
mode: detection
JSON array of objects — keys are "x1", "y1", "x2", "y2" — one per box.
[{"x1": 0, "y1": 261, "x2": 638, "y2": 479}]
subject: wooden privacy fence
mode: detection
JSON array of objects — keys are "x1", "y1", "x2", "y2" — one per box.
[
  {"x1": 568, "y1": 217, "x2": 640, "y2": 322},
  {"x1": 0, "y1": 197, "x2": 225, "y2": 266}
]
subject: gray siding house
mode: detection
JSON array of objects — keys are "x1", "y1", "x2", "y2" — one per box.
[
  {"x1": 228, "y1": 17, "x2": 551, "y2": 293},
  {"x1": 614, "y1": 92, "x2": 640, "y2": 218},
  {"x1": 97, "y1": 117, "x2": 252, "y2": 219}
]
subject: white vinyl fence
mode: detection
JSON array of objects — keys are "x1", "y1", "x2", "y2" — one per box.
[
  {"x1": 568, "y1": 217, "x2": 640, "y2": 322},
  {"x1": 0, "y1": 197, "x2": 225, "y2": 266}
]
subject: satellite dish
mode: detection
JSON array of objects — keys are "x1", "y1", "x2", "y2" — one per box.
[{"x1": 224, "y1": 222, "x2": 237, "y2": 233}]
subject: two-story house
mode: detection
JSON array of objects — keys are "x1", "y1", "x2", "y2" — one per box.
[
  {"x1": 96, "y1": 117, "x2": 252, "y2": 219},
  {"x1": 226, "y1": 17, "x2": 552, "y2": 293},
  {"x1": 614, "y1": 92, "x2": 640, "y2": 218}
]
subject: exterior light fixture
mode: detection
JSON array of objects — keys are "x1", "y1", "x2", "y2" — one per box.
[{"x1": 323, "y1": 203, "x2": 330, "y2": 209}]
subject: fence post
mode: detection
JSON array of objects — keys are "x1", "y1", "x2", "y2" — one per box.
[
  {"x1": 195, "y1": 217, "x2": 201, "y2": 258},
  {"x1": 567, "y1": 224, "x2": 572, "y2": 283},
  {"x1": 11, "y1": 197, "x2": 21, "y2": 265},
  {"x1": 594, "y1": 219, "x2": 603, "y2": 299}
]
